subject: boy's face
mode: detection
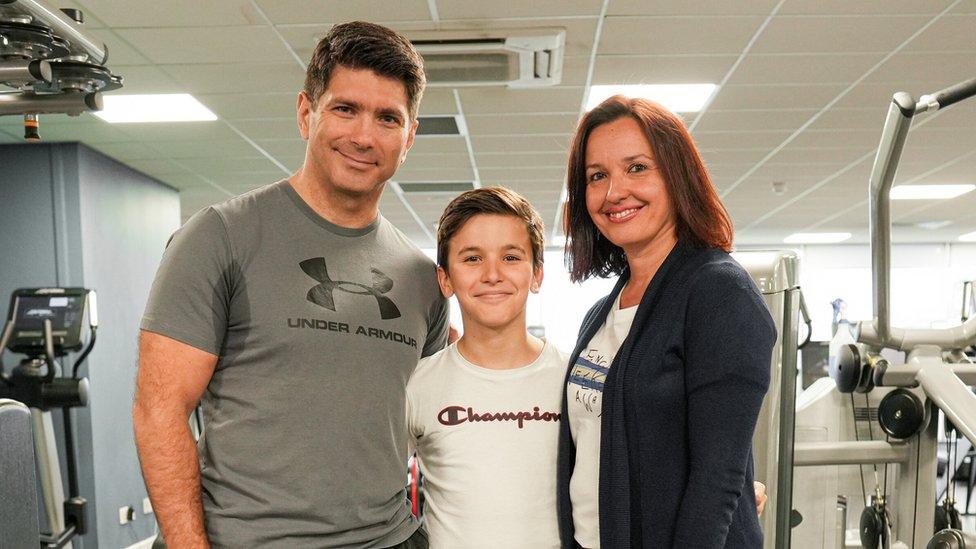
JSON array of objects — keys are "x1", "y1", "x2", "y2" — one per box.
[{"x1": 437, "y1": 214, "x2": 543, "y2": 333}]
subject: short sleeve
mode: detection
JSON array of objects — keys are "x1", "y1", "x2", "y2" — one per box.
[
  {"x1": 421, "y1": 295, "x2": 449, "y2": 358},
  {"x1": 140, "y1": 207, "x2": 235, "y2": 356}
]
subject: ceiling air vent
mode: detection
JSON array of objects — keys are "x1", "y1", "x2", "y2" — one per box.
[
  {"x1": 399, "y1": 182, "x2": 475, "y2": 194},
  {"x1": 409, "y1": 29, "x2": 565, "y2": 88},
  {"x1": 417, "y1": 115, "x2": 461, "y2": 136}
]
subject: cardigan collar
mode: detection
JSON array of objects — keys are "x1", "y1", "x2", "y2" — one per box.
[{"x1": 580, "y1": 239, "x2": 699, "y2": 348}]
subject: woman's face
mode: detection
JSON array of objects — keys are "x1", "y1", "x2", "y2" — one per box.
[{"x1": 583, "y1": 116, "x2": 677, "y2": 258}]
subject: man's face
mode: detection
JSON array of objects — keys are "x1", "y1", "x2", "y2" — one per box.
[
  {"x1": 297, "y1": 66, "x2": 418, "y2": 200},
  {"x1": 437, "y1": 214, "x2": 543, "y2": 333}
]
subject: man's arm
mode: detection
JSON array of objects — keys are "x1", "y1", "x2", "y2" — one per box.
[{"x1": 133, "y1": 330, "x2": 217, "y2": 549}]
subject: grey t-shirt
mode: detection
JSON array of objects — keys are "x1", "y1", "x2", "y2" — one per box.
[{"x1": 141, "y1": 180, "x2": 449, "y2": 548}]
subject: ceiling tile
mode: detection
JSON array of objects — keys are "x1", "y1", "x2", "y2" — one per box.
[
  {"x1": 780, "y1": 0, "x2": 959, "y2": 16},
  {"x1": 726, "y1": 53, "x2": 881, "y2": 85},
  {"x1": 592, "y1": 54, "x2": 736, "y2": 84},
  {"x1": 465, "y1": 113, "x2": 578, "y2": 135},
  {"x1": 906, "y1": 14, "x2": 976, "y2": 52},
  {"x1": 751, "y1": 15, "x2": 932, "y2": 54},
  {"x1": 255, "y1": 0, "x2": 430, "y2": 25},
  {"x1": 196, "y1": 92, "x2": 298, "y2": 119},
  {"x1": 115, "y1": 26, "x2": 295, "y2": 64},
  {"x1": 458, "y1": 88, "x2": 583, "y2": 114},
  {"x1": 471, "y1": 135, "x2": 569, "y2": 153},
  {"x1": 694, "y1": 109, "x2": 819, "y2": 132},
  {"x1": 162, "y1": 63, "x2": 305, "y2": 95},
  {"x1": 600, "y1": 16, "x2": 764, "y2": 55},
  {"x1": 476, "y1": 151, "x2": 568, "y2": 168},
  {"x1": 609, "y1": 0, "x2": 780, "y2": 16},
  {"x1": 706, "y1": 84, "x2": 848, "y2": 110},
  {"x1": 438, "y1": 0, "x2": 602, "y2": 19},
  {"x1": 227, "y1": 119, "x2": 301, "y2": 140},
  {"x1": 81, "y1": 0, "x2": 255, "y2": 27}
]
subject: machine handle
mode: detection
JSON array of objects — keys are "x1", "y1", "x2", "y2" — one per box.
[
  {"x1": 42, "y1": 318, "x2": 56, "y2": 382},
  {"x1": 920, "y1": 77, "x2": 976, "y2": 111}
]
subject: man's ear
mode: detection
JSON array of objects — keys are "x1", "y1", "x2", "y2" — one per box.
[
  {"x1": 400, "y1": 117, "x2": 419, "y2": 164},
  {"x1": 297, "y1": 91, "x2": 313, "y2": 140},
  {"x1": 436, "y1": 265, "x2": 454, "y2": 299},
  {"x1": 530, "y1": 263, "x2": 544, "y2": 293}
]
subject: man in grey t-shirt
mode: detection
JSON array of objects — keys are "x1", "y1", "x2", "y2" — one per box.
[{"x1": 133, "y1": 22, "x2": 448, "y2": 548}]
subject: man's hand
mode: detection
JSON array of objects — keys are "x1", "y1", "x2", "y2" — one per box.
[
  {"x1": 754, "y1": 481, "x2": 768, "y2": 516},
  {"x1": 133, "y1": 331, "x2": 217, "y2": 549}
]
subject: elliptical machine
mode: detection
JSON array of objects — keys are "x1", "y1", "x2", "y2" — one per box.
[{"x1": 0, "y1": 287, "x2": 96, "y2": 548}]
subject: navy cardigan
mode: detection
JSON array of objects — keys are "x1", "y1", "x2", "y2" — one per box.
[{"x1": 557, "y1": 242, "x2": 776, "y2": 549}]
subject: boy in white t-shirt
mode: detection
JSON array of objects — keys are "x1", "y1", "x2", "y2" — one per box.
[{"x1": 406, "y1": 187, "x2": 566, "y2": 549}]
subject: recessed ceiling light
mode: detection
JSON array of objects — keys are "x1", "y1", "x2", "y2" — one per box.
[
  {"x1": 959, "y1": 230, "x2": 976, "y2": 242},
  {"x1": 916, "y1": 220, "x2": 953, "y2": 230},
  {"x1": 783, "y1": 232, "x2": 852, "y2": 244},
  {"x1": 585, "y1": 84, "x2": 717, "y2": 112},
  {"x1": 94, "y1": 94, "x2": 218, "y2": 123},
  {"x1": 890, "y1": 184, "x2": 975, "y2": 200}
]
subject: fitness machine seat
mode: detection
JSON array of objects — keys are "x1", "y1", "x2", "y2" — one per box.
[{"x1": 0, "y1": 398, "x2": 40, "y2": 547}]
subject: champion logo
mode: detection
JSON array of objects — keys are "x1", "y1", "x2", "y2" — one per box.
[
  {"x1": 437, "y1": 405, "x2": 561, "y2": 429},
  {"x1": 299, "y1": 258, "x2": 402, "y2": 320}
]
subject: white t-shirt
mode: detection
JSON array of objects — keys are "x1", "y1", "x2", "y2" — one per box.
[
  {"x1": 406, "y1": 340, "x2": 568, "y2": 549},
  {"x1": 567, "y1": 293, "x2": 638, "y2": 549}
]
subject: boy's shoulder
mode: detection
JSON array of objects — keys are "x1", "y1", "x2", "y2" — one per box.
[{"x1": 408, "y1": 344, "x2": 457, "y2": 389}]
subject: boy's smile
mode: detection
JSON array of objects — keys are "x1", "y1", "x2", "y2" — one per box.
[{"x1": 437, "y1": 214, "x2": 543, "y2": 333}]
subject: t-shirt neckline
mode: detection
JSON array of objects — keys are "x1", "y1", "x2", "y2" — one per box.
[
  {"x1": 452, "y1": 339, "x2": 553, "y2": 378},
  {"x1": 278, "y1": 179, "x2": 381, "y2": 237}
]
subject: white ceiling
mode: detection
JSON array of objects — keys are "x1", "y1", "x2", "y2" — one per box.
[{"x1": 1, "y1": 0, "x2": 975, "y2": 247}]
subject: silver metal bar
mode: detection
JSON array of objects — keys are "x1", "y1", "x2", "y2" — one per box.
[
  {"x1": 6, "y1": 0, "x2": 107, "y2": 64},
  {"x1": 859, "y1": 316, "x2": 976, "y2": 351},
  {"x1": 0, "y1": 59, "x2": 51, "y2": 85},
  {"x1": 0, "y1": 90, "x2": 100, "y2": 115},
  {"x1": 835, "y1": 496, "x2": 846, "y2": 549},
  {"x1": 773, "y1": 288, "x2": 799, "y2": 549},
  {"x1": 793, "y1": 441, "x2": 912, "y2": 466},
  {"x1": 31, "y1": 409, "x2": 66, "y2": 542},
  {"x1": 876, "y1": 362, "x2": 976, "y2": 387},
  {"x1": 867, "y1": 92, "x2": 916, "y2": 349},
  {"x1": 917, "y1": 362, "x2": 976, "y2": 447}
]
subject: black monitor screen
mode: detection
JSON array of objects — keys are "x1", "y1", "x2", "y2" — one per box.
[{"x1": 8, "y1": 292, "x2": 86, "y2": 353}]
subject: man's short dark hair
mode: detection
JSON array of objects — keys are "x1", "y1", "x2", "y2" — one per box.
[
  {"x1": 304, "y1": 21, "x2": 426, "y2": 117},
  {"x1": 437, "y1": 186, "x2": 545, "y2": 272}
]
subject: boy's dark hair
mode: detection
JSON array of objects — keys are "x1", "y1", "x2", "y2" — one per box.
[
  {"x1": 304, "y1": 21, "x2": 426, "y2": 117},
  {"x1": 437, "y1": 187, "x2": 545, "y2": 272}
]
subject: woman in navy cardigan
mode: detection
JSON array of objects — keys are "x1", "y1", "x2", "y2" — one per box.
[{"x1": 557, "y1": 95, "x2": 776, "y2": 549}]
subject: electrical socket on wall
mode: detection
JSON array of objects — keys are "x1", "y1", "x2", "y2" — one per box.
[{"x1": 119, "y1": 505, "x2": 135, "y2": 525}]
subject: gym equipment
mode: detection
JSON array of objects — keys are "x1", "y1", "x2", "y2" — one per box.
[
  {"x1": 0, "y1": 0, "x2": 122, "y2": 137},
  {"x1": 0, "y1": 398, "x2": 41, "y2": 548},
  {"x1": 0, "y1": 287, "x2": 97, "y2": 548},
  {"x1": 732, "y1": 249, "x2": 805, "y2": 549},
  {"x1": 760, "y1": 78, "x2": 976, "y2": 548}
]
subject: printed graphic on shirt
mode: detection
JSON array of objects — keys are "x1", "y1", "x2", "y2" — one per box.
[
  {"x1": 568, "y1": 348, "x2": 611, "y2": 416},
  {"x1": 300, "y1": 257, "x2": 402, "y2": 319},
  {"x1": 437, "y1": 405, "x2": 560, "y2": 429}
]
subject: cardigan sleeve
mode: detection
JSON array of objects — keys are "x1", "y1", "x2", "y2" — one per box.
[{"x1": 671, "y1": 265, "x2": 776, "y2": 548}]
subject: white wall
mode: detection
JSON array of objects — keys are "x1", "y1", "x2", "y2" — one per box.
[{"x1": 742, "y1": 243, "x2": 976, "y2": 341}]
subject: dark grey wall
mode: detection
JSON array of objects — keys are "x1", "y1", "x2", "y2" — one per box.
[{"x1": 0, "y1": 142, "x2": 180, "y2": 548}]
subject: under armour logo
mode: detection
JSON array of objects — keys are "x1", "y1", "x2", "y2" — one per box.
[{"x1": 299, "y1": 258, "x2": 402, "y2": 320}]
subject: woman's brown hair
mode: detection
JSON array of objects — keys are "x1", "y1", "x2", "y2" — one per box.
[{"x1": 564, "y1": 95, "x2": 733, "y2": 282}]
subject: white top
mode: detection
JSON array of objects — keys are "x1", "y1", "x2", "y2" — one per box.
[
  {"x1": 407, "y1": 340, "x2": 569, "y2": 549},
  {"x1": 567, "y1": 293, "x2": 638, "y2": 549}
]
